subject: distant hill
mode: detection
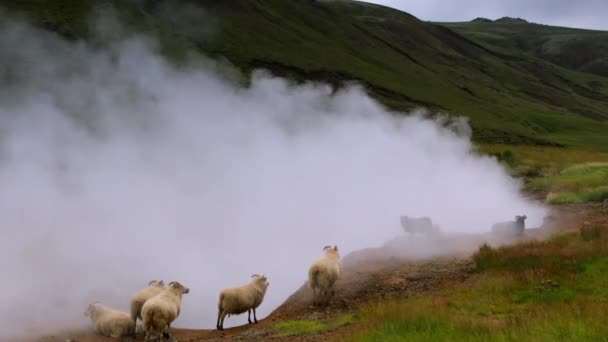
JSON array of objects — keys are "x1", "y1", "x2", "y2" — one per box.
[
  {"x1": 1, "y1": 0, "x2": 608, "y2": 149},
  {"x1": 440, "y1": 18, "x2": 608, "y2": 78}
]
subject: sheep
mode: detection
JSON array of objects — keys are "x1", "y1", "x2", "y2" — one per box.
[
  {"x1": 216, "y1": 274, "x2": 270, "y2": 331},
  {"x1": 130, "y1": 280, "x2": 166, "y2": 325},
  {"x1": 308, "y1": 245, "x2": 342, "y2": 305},
  {"x1": 400, "y1": 216, "x2": 439, "y2": 235},
  {"x1": 141, "y1": 281, "x2": 190, "y2": 342},
  {"x1": 492, "y1": 215, "x2": 527, "y2": 237},
  {"x1": 84, "y1": 302, "x2": 136, "y2": 339}
]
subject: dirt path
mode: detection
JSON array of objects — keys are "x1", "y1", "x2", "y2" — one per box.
[{"x1": 32, "y1": 203, "x2": 601, "y2": 342}]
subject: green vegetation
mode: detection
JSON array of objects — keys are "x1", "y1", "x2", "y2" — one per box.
[
  {"x1": 274, "y1": 314, "x2": 354, "y2": 336},
  {"x1": 480, "y1": 145, "x2": 608, "y2": 204},
  {"x1": 546, "y1": 186, "x2": 608, "y2": 205},
  {"x1": 349, "y1": 226, "x2": 608, "y2": 341},
  {"x1": 2, "y1": 0, "x2": 608, "y2": 149},
  {"x1": 440, "y1": 18, "x2": 608, "y2": 78},
  {"x1": 528, "y1": 163, "x2": 608, "y2": 204},
  {"x1": 482, "y1": 145, "x2": 608, "y2": 171}
]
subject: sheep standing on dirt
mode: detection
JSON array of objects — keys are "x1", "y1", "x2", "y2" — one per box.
[
  {"x1": 308, "y1": 245, "x2": 342, "y2": 304},
  {"x1": 130, "y1": 280, "x2": 166, "y2": 324},
  {"x1": 141, "y1": 281, "x2": 190, "y2": 341},
  {"x1": 216, "y1": 274, "x2": 270, "y2": 330},
  {"x1": 85, "y1": 302, "x2": 136, "y2": 339},
  {"x1": 400, "y1": 216, "x2": 439, "y2": 235},
  {"x1": 492, "y1": 215, "x2": 527, "y2": 236}
]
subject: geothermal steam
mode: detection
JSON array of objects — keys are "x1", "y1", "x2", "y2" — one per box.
[{"x1": 0, "y1": 16, "x2": 545, "y2": 338}]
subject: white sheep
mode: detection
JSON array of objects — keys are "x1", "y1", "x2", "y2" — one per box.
[
  {"x1": 308, "y1": 245, "x2": 342, "y2": 304},
  {"x1": 141, "y1": 281, "x2": 190, "y2": 341},
  {"x1": 130, "y1": 280, "x2": 166, "y2": 324},
  {"x1": 84, "y1": 302, "x2": 135, "y2": 339},
  {"x1": 216, "y1": 274, "x2": 270, "y2": 330}
]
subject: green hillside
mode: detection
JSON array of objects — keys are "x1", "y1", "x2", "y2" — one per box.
[
  {"x1": 440, "y1": 17, "x2": 608, "y2": 78},
  {"x1": 2, "y1": 0, "x2": 608, "y2": 149}
]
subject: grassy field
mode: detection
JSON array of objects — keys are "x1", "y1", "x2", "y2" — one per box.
[
  {"x1": 537, "y1": 163, "x2": 608, "y2": 204},
  {"x1": 348, "y1": 225, "x2": 608, "y2": 341},
  {"x1": 480, "y1": 145, "x2": 608, "y2": 204},
  {"x1": 2, "y1": 0, "x2": 608, "y2": 149}
]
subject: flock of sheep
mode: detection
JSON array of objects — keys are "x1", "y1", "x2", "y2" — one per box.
[
  {"x1": 86, "y1": 214, "x2": 536, "y2": 341},
  {"x1": 85, "y1": 245, "x2": 342, "y2": 341},
  {"x1": 400, "y1": 214, "x2": 529, "y2": 237}
]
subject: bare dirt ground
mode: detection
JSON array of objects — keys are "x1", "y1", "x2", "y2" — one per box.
[{"x1": 31, "y1": 202, "x2": 605, "y2": 342}]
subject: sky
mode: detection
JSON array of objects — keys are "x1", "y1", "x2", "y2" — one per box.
[{"x1": 365, "y1": 0, "x2": 608, "y2": 30}]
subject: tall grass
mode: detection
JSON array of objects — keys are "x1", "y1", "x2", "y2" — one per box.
[{"x1": 353, "y1": 302, "x2": 608, "y2": 342}]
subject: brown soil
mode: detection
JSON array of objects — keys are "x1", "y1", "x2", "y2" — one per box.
[{"x1": 31, "y1": 202, "x2": 606, "y2": 342}]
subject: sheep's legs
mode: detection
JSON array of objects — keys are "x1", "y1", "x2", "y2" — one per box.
[
  {"x1": 163, "y1": 324, "x2": 172, "y2": 340},
  {"x1": 216, "y1": 309, "x2": 221, "y2": 330},
  {"x1": 221, "y1": 311, "x2": 228, "y2": 330},
  {"x1": 218, "y1": 310, "x2": 228, "y2": 330},
  {"x1": 248, "y1": 309, "x2": 252, "y2": 324},
  {"x1": 253, "y1": 308, "x2": 258, "y2": 323},
  {"x1": 216, "y1": 309, "x2": 224, "y2": 330}
]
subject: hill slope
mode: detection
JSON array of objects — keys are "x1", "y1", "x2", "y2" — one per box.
[
  {"x1": 1, "y1": 0, "x2": 608, "y2": 149},
  {"x1": 440, "y1": 17, "x2": 608, "y2": 78}
]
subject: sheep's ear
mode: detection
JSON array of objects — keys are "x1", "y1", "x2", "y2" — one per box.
[
  {"x1": 251, "y1": 274, "x2": 260, "y2": 278},
  {"x1": 323, "y1": 245, "x2": 331, "y2": 251},
  {"x1": 168, "y1": 281, "x2": 177, "y2": 287},
  {"x1": 159, "y1": 280, "x2": 165, "y2": 286},
  {"x1": 334, "y1": 245, "x2": 338, "y2": 251},
  {"x1": 148, "y1": 280, "x2": 157, "y2": 285}
]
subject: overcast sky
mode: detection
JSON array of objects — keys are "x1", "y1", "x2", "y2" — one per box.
[{"x1": 365, "y1": 0, "x2": 608, "y2": 30}]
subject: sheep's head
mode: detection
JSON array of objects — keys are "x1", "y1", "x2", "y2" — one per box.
[
  {"x1": 84, "y1": 302, "x2": 100, "y2": 317},
  {"x1": 323, "y1": 245, "x2": 340, "y2": 255},
  {"x1": 251, "y1": 274, "x2": 270, "y2": 291},
  {"x1": 516, "y1": 215, "x2": 527, "y2": 223},
  {"x1": 168, "y1": 281, "x2": 190, "y2": 294},
  {"x1": 148, "y1": 280, "x2": 165, "y2": 287}
]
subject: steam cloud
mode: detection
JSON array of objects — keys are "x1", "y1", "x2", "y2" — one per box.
[{"x1": 0, "y1": 12, "x2": 545, "y2": 339}]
